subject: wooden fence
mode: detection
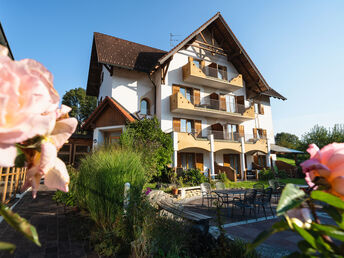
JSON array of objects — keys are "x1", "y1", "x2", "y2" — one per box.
[{"x1": 0, "y1": 167, "x2": 27, "y2": 204}]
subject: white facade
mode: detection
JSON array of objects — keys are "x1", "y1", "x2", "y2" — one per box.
[{"x1": 90, "y1": 24, "x2": 280, "y2": 179}]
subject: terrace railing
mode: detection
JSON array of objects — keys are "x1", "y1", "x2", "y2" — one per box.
[
  {"x1": 172, "y1": 128, "x2": 266, "y2": 142},
  {"x1": 201, "y1": 66, "x2": 238, "y2": 82},
  {"x1": 195, "y1": 96, "x2": 247, "y2": 114},
  {"x1": 0, "y1": 167, "x2": 27, "y2": 204}
]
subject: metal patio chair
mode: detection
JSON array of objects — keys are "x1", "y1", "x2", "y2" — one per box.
[
  {"x1": 255, "y1": 187, "x2": 274, "y2": 219},
  {"x1": 231, "y1": 189, "x2": 257, "y2": 220},
  {"x1": 200, "y1": 183, "x2": 218, "y2": 208}
]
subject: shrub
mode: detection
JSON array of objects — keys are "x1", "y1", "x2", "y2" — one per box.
[
  {"x1": 52, "y1": 165, "x2": 78, "y2": 207},
  {"x1": 76, "y1": 147, "x2": 146, "y2": 230},
  {"x1": 218, "y1": 172, "x2": 230, "y2": 185},
  {"x1": 276, "y1": 170, "x2": 288, "y2": 179},
  {"x1": 258, "y1": 169, "x2": 275, "y2": 181},
  {"x1": 182, "y1": 168, "x2": 206, "y2": 186},
  {"x1": 120, "y1": 117, "x2": 173, "y2": 181}
]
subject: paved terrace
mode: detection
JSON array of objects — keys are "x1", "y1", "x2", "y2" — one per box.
[
  {"x1": 181, "y1": 195, "x2": 334, "y2": 258},
  {"x1": 0, "y1": 186, "x2": 97, "y2": 258},
  {"x1": 0, "y1": 186, "x2": 335, "y2": 258}
]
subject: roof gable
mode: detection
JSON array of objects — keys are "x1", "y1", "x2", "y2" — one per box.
[
  {"x1": 156, "y1": 12, "x2": 286, "y2": 100},
  {"x1": 82, "y1": 96, "x2": 135, "y2": 130},
  {"x1": 86, "y1": 33, "x2": 166, "y2": 96}
]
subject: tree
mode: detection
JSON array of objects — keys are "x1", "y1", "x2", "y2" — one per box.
[
  {"x1": 62, "y1": 87, "x2": 97, "y2": 132},
  {"x1": 300, "y1": 124, "x2": 344, "y2": 150},
  {"x1": 275, "y1": 132, "x2": 300, "y2": 150},
  {"x1": 120, "y1": 117, "x2": 173, "y2": 181}
]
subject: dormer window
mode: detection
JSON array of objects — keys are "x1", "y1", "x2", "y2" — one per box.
[{"x1": 140, "y1": 98, "x2": 150, "y2": 115}]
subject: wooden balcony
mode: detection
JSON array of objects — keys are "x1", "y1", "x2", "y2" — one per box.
[
  {"x1": 182, "y1": 60, "x2": 243, "y2": 91},
  {"x1": 175, "y1": 131, "x2": 267, "y2": 154},
  {"x1": 170, "y1": 92, "x2": 255, "y2": 123}
]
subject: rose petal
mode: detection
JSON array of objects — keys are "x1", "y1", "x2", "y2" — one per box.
[
  {"x1": 320, "y1": 143, "x2": 344, "y2": 165},
  {"x1": 0, "y1": 46, "x2": 9, "y2": 57},
  {"x1": 0, "y1": 144, "x2": 17, "y2": 167},
  {"x1": 21, "y1": 166, "x2": 42, "y2": 199},
  {"x1": 300, "y1": 159, "x2": 329, "y2": 173},
  {"x1": 331, "y1": 176, "x2": 344, "y2": 196},
  {"x1": 39, "y1": 142, "x2": 57, "y2": 174},
  {"x1": 44, "y1": 158, "x2": 69, "y2": 192},
  {"x1": 56, "y1": 105, "x2": 72, "y2": 119},
  {"x1": 50, "y1": 117, "x2": 77, "y2": 149},
  {"x1": 307, "y1": 144, "x2": 320, "y2": 159}
]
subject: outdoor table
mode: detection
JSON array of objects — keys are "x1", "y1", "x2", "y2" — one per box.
[{"x1": 212, "y1": 189, "x2": 245, "y2": 207}]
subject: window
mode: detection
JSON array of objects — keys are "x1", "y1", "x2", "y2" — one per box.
[
  {"x1": 254, "y1": 103, "x2": 264, "y2": 115},
  {"x1": 192, "y1": 59, "x2": 202, "y2": 69},
  {"x1": 218, "y1": 65, "x2": 227, "y2": 80},
  {"x1": 179, "y1": 86, "x2": 193, "y2": 102},
  {"x1": 227, "y1": 124, "x2": 238, "y2": 141},
  {"x1": 140, "y1": 99, "x2": 150, "y2": 115},
  {"x1": 254, "y1": 103, "x2": 259, "y2": 114},
  {"x1": 180, "y1": 119, "x2": 187, "y2": 132},
  {"x1": 180, "y1": 153, "x2": 195, "y2": 169},
  {"x1": 180, "y1": 119, "x2": 194, "y2": 133}
]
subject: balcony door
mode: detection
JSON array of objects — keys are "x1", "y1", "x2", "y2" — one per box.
[
  {"x1": 211, "y1": 123, "x2": 224, "y2": 140},
  {"x1": 223, "y1": 154, "x2": 241, "y2": 179},
  {"x1": 209, "y1": 92, "x2": 219, "y2": 110}
]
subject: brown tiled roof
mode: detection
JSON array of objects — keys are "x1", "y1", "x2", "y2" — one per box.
[
  {"x1": 94, "y1": 32, "x2": 166, "y2": 72},
  {"x1": 86, "y1": 33, "x2": 166, "y2": 96},
  {"x1": 82, "y1": 96, "x2": 136, "y2": 130}
]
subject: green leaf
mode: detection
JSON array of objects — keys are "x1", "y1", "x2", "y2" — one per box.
[
  {"x1": 293, "y1": 223, "x2": 317, "y2": 249},
  {"x1": 276, "y1": 184, "x2": 306, "y2": 216},
  {"x1": 248, "y1": 220, "x2": 289, "y2": 251},
  {"x1": 0, "y1": 204, "x2": 40, "y2": 246},
  {"x1": 0, "y1": 242, "x2": 16, "y2": 253},
  {"x1": 322, "y1": 206, "x2": 344, "y2": 228},
  {"x1": 311, "y1": 191, "x2": 344, "y2": 210},
  {"x1": 297, "y1": 240, "x2": 317, "y2": 255},
  {"x1": 311, "y1": 223, "x2": 344, "y2": 241}
]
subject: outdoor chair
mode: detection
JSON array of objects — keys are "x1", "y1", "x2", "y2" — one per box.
[
  {"x1": 215, "y1": 182, "x2": 225, "y2": 190},
  {"x1": 200, "y1": 183, "x2": 218, "y2": 208},
  {"x1": 255, "y1": 187, "x2": 274, "y2": 219},
  {"x1": 268, "y1": 180, "x2": 286, "y2": 202},
  {"x1": 215, "y1": 182, "x2": 231, "y2": 207},
  {"x1": 231, "y1": 189, "x2": 257, "y2": 220},
  {"x1": 253, "y1": 183, "x2": 264, "y2": 197}
]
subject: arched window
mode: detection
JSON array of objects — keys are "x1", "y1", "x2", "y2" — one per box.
[{"x1": 140, "y1": 99, "x2": 150, "y2": 115}]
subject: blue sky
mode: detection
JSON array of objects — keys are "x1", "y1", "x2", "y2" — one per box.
[{"x1": 1, "y1": 0, "x2": 344, "y2": 137}]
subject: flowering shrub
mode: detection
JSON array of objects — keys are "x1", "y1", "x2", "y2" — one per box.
[
  {"x1": 0, "y1": 45, "x2": 77, "y2": 251},
  {"x1": 249, "y1": 143, "x2": 344, "y2": 257}
]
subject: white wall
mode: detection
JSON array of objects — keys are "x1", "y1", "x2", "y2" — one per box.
[{"x1": 98, "y1": 66, "x2": 155, "y2": 115}]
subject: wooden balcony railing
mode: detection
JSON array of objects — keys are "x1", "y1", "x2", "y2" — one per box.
[{"x1": 0, "y1": 167, "x2": 27, "y2": 204}]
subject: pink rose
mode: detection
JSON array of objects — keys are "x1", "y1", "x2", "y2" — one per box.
[
  {"x1": 0, "y1": 46, "x2": 59, "y2": 166},
  {"x1": 301, "y1": 143, "x2": 344, "y2": 199},
  {"x1": 21, "y1": 105, "x2": 77, "y2": 198}
]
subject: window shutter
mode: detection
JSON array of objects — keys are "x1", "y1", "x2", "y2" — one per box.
[
  {"x1": 195, "y1": 153, "x2": 204, "y2": 171},
  {"x1": 172, "y1": 85, "x2": 180, "y2": 95},
  {"x1": 220, "y1": 95, "x2": 226, "y2": 111},
  {"x1": 238, "y1": 125, "x2": 245, "y2": 137},
  {"x1": 194, "y1": 89, "x2": 200, "y2": 105},
  {"x1": 194, "y1": 120, "x2": 202, "y2": 137},
  {"x1": 173, "y1": 118, "x2": 180, "y2": 132},
  {"x1": 262, "y1": 129, "x2": 267, "y2": 138},
  {"x1": 253, "y1": 128, "x2": 258, "y2": 138},
  {"x1": 259, "y1": 104, "x2": 264, "y2": 115}
]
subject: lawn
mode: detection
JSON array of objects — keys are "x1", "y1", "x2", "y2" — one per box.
[
  {"x1": 277, "y1": 157, "x2": 296, "y2": 166},
  {"x1": 225, "y1": 178, "x2": 306, "y2": 189}
]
